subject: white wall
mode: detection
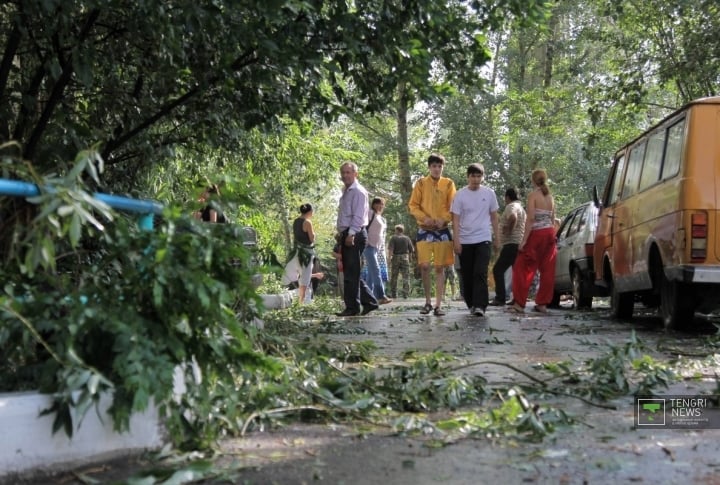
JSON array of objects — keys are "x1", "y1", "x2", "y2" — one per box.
[
  {"x1": 1, "y1": 292, "x2": 292, "y2": 479},
  {"x1": 0, "y1": 391, "x2": 163, "y2": 479}
]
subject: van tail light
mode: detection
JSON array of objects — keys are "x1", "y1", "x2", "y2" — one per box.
[
  {"x1": 584, "y1": 243, "x2": 594, "y2": 257},
  {"x1": 690, "y1": 212, "x2": 707, "y2": 261}
]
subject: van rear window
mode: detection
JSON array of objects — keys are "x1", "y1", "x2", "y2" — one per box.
[
  {"x1": 639, "y1": 130, "x2": 664, "y2": 191},
  {"x1": 622, "y1": 141, "x2": 646, "y2": 198},
  {"x1": 662, "y1": 119, "x2": 685, "y2": 180}
]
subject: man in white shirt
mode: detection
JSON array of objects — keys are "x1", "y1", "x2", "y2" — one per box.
[
  {"x1": 335, "y1": 162, "x2": 379, "y2": 317},
  {"x1": 450, "y1": 163, "x2": 500, "y2": 316}
]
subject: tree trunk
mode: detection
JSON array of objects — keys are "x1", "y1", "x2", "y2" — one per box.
[{"x1": 396, "y1": 82, "x2": 414, "y2": 233}]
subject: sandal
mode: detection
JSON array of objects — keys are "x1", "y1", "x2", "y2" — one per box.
[
  {"x1": 505, "y1": 305, "x2": 525, "y2": 314},
  {"x1": 433, "y1": 306, "x2": 446, "y2": 316},
  {"x1": 420, "y1": 302, "x2": 433, "y2": 315},
  {"x1": 532, "y1": 305, "x2": 549, "y2": 314}
]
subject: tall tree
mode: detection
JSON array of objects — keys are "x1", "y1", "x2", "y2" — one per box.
[
  {"x1": 597, "y1": 0, "x2": 720, "y2": 104},
  {"x1": 431, "y1": 0, "x2": 648, "y2": 213},
  {"x1": 0, "y1": 1, "x2": 545, "y2": 183}
]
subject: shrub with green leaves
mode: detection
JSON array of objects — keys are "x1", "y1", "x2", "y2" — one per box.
[{"x1": 0, "y1": 151, "x2": 278, "y2": 443}]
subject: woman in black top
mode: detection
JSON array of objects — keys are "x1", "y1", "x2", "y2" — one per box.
[
  {"x1": 195, "y1": 184, "x2": 226, "y2": 223},
  {"x1": 285, "y1": 203, "x2": 316, "y2": 303}
]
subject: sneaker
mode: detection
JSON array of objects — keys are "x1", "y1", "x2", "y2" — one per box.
[
  {"x1": 420, "y1": 303, "x2": 433, "y2": 314},
  {"x1": 469, "y1": 307, "x2": 476, "y2": 316},
  {"x1": 474, "y1": 307, "x2": 484, "y2": 316},
  {"x1": 488, "y1": 299, "x2": 504, "y2": 307}
]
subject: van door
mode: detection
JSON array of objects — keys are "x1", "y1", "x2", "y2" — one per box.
[{"x1": 612, "y1": 141, "x2": 646, "y2": 287}]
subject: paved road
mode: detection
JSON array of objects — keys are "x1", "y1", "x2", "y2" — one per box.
[
  {"x1": 13, "y1": 296, "x2": 720, "y2": 484},
  {"x1": 222, "y1": 297, "x2": 720, "y2": 484}
]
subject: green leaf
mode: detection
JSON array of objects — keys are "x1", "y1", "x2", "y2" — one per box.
[
  {"x1": 51, "y1": 402, "x2": 74, "y2": 438},
  {"x1": 87, "y1": 373, "x2": 101, "y2": 395},
  {"x1": 69, "y1": 213, "x2": 82, "y2": 247}
]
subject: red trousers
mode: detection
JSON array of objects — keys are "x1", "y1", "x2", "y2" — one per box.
[{"x1": 511, "y1": 228, "x2": 557, "y2": 307}]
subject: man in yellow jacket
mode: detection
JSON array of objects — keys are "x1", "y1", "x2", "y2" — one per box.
[{"x1": 408, "y1": 153, "x2": 457, "y2": 316}]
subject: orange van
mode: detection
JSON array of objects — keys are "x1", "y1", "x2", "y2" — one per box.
[{"x1": 593, "y1": 96, "x2": 720, "y2": 329}]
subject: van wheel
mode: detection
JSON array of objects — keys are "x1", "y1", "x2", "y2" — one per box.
[
  {"x1": 610, "y1": 276, "x2": 634, "y2": 319},
  {"x1": 572, "y1": 267, "x2": 593, "y2": 309},
  {"x1": 659, "y1": 272, "x2": 694, "y2": 329}
]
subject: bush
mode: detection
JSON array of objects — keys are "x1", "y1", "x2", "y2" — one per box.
[{"x1": 0, "y1": 152, "x2": 278, "y2": 443}]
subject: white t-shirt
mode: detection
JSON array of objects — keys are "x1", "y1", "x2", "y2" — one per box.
[
  {"x1": 450, "y1": 185, "x2": 499, "y2": 244},
  {"x1": 367, "y1": 212, "x2": 387, "y2": 248}
]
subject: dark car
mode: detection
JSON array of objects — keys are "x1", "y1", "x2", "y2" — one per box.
[{"x1": 552, "y1": 202, "x2": 598, "y2": 308}]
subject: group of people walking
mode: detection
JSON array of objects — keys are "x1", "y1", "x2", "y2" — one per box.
[
  {"x1": 285, "y1": 154, "x2": 558, "y2": 318},
  {"x1": 333, "y1": 155, "x2": 558, "y2": 318}
]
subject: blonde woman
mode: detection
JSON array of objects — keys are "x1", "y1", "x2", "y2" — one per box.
[{"x1": 508, "y1": 169, "x2": 557, "y2": 314}]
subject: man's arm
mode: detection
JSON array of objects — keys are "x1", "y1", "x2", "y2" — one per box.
[
  {"x1": 452, "y1": 211, "x2": 462, "y2": 254},
  {"x1": 491, "y1": 210, "x2": 500, "y2": 251},
  {"x1": 405, "y1": 236, "x2": 415, "y2": 254},
  {"x1": 440, "y1": 179, "x2": 457, "y2": 227},
  {"x1": 408, "y1": 179, "x2": 432, "y2": 226},
  {"x1": 503, "y1": 210, "x2": 517, "y2": 236},
  {"x1": 348, "y1": 189, "x2": 368, "y2": 235}
]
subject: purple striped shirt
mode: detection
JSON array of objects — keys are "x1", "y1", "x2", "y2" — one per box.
[{"x1": 336, "y1": 180, "x2": 369, "y2": 235}]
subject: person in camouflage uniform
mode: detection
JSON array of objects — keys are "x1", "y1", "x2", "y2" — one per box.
[{"x1": 387, "y1": 224, "x2": 415, "y2": 299}]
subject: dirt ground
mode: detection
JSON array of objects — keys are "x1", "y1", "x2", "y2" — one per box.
[{"x1": 10, "y1": 297, "x2": 720, "y2": 485}]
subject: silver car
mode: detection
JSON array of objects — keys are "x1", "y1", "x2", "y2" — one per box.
[{"x1": 552, "y1": 202, "x2": 598, "y2": 309}]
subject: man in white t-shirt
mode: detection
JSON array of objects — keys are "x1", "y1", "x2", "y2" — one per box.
[{"x1": 450, "y1": 163, "x2": 500, "y2": 317}]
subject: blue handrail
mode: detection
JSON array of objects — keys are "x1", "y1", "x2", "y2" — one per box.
[{"x1": 0, "y1": 178, "x2": 162, "y2": 230}]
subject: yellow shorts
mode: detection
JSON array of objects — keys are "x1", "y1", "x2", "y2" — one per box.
[{"x1": 416, "y1": 240, "x2": 454, "y2": 267}]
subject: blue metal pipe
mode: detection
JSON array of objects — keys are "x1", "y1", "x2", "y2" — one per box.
[
  {"x1": 0, "y1": 179, "x2": 40, "y2": 198},
  {"x1": 0, "y1": 178, "x2": 163, "y2": 215},
  {"x1": 94, "y1": 193, "x2": 163, "y2": 215}
]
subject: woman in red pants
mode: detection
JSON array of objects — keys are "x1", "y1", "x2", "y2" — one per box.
[{"x1": 508, "y1": 169, "x2": 557, "y2": 314}]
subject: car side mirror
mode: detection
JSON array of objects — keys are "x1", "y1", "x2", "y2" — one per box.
[{"x1": 592, "y1": 186, "x2": 601, "y2": 209}]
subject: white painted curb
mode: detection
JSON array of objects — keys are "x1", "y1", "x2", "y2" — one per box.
[
  {"x1": 0, "y1": 391, "x2": 164, "y2": 480},
  {"x1": 0, "y1": 293, "x2": 293, "y2": 480},
  {"x1": 260, "y1": 290, "x2": 296, "y2": 310}
]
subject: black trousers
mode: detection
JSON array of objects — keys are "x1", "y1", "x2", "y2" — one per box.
[
  {"x1": 459, "y1": 241, "x2": 492, "y2": 310},
  {"x1": 491, "y1": 243, "x2": 519, "y2": 302},
  {"x1": 341, "y1": 229, "x2": 377, "y2": 313}
]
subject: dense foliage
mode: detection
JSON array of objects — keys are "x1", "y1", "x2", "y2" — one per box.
[
  {"x1": 0, "y1": 151, "x2": 277, "y2": 438},
  {"x1": 3, "y1": 0, "x2": 720, "y2": 450},
  {"x1": 0, "y1": 0, "x2": 544, "y2": 185}
]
